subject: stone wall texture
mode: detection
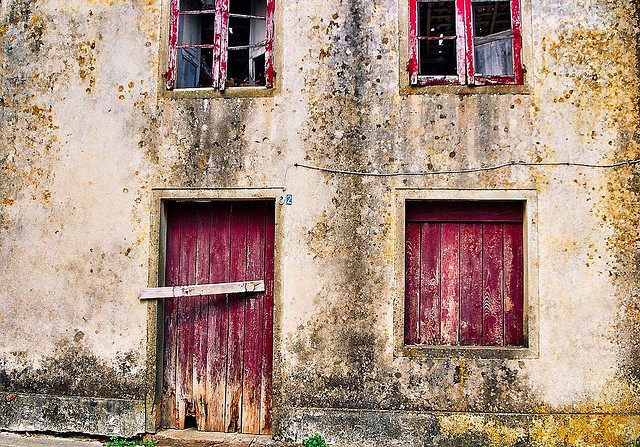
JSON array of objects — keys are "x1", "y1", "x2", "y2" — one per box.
[{"x1": 1, "y1": 0, "x2": 639, "y2": 444}]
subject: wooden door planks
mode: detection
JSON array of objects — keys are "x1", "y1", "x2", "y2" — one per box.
[
  {"x1": 176, "y1": 208, "x2": 198, "y2": 427},
  {"x1": 260, "y1": 205, "x2": 275, "y2": 434},
  {"x1": 225, "y1": 203, "x2": 249, "y2": 433},
  {"x1": 242, "y1": 202, "x2": 266, "y2": 435},
  {"x1": 162, "y1": 203, "x2": 182, "y2": 429},
  {"x1": 205, "y1": 203, "x2": 231, "y2": 432},
  {"x1": 193, "y1": 207, "x2": 211, "y2": 429},
  {"x1": 162, "y1": 201, "x2": 274, "y2": 434}
]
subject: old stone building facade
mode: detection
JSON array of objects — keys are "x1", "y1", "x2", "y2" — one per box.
[{"x1": 1, "y1": 0, "x2": 640, "y2": 444}]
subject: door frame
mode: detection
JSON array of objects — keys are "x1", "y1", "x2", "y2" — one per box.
[{"x1": 144, "y1": 188, "x2": 284, "y2": 434}]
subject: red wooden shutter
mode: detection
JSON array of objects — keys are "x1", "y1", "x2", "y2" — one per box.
[{"x1": 405, "y1": 201, "x2": 524, "y2": 346}]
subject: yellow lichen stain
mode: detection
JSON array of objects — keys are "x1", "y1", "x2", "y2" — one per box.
[
  {"x1": 438, "y1": 414, "x2": 640, "y2": 446},
  {"x1": 439, "y1": 414, "x2": 525, "y2": 446},
  {"x1": 530, "y1": 415, "x2": 639, "y2": 447},
  {"x1": 77, "y1": 41, "x2": 97, "y2": 93},
  {"x1": 544, "y1": 27, "x2": 637, "y2": 131},
  {"x1": 456, "y1": 362, "x2": 467, "y2": 386},
  {"x1": 2, "y1": 198, "x2": 15, "y2": 206}
]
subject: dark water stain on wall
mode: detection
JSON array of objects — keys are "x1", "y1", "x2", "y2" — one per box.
[
  {"x1": 148, "y1": 98, "x2": 252, "y2": 187},
  {"x1": 0, "y1": 340, "x2": 145, "y2": 399}
]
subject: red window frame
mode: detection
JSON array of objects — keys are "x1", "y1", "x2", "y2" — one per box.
[
  {"x1": 408, "y1": 0, "x2": 522, "y2": 86},
  {"x1": 404, "y1": 201, "x2": 525, "y2": 347},
  {"x1": 166, "y1": 0, "x2": 275, "y2": 91}
]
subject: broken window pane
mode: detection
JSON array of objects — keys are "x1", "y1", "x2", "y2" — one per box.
[
  {"x1": 180, "y1": 0, "x2": 215, "y2": 10},
  {"x1": 418, "y1": 1, "x2": 456, "y2": 37},
  {"x1": 177, "y1": 48, "x2": 213, "y2": 88},
  {"x1": 176, "y1": 0, "x2": 215, "y2": 88},
  {"x1": 472, "y1": 0, "x2": 514, "y2": 76},
  {"x1": 227, "y1": 0, "x2": 267, "y2": 87},
  {"x1": 417, "y1": 1, "x2": 457, "y2": 76},
  {"x1": 419, "y1": 40, "x2": 457, "y2": 75}
]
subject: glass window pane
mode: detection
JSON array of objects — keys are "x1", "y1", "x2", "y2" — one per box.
[
  {"x1": 178, "y1": 13, "x2": 215, "y2": 46},
  {"x1": 419, "y1": 39, "x2": 457, "y2": 76},
  {"x1": 418, "y1": 1, "x2": 456, "y2": 38},
  {"x1": 180, "y1": 0, "x2": 215, "y2": 11},
  {"x1": 472, "y1": 0, "x2": 511, "y2": 37},
  {"x1": 176, "y1": 48, "x2": 213, "y2": 88},
  {"x1": 227, "y1": 0, "x2": 267, "y2": 87},
  {"x1": 472, "y1": 0, "x2": 513, "y2": 76},
  {"x1": 474, "y1": 36, "x2": 514, "y2": 75},
  {"x1": 229, "y1": 0, "x2": 252, "y2": 14}
]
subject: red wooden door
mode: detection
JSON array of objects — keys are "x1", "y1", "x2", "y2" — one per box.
[{"x1": 161, "y1": 201, "x2": 274, "y2": 434}]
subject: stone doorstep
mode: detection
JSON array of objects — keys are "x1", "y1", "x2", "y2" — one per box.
[{"x1": 148, "y1": 429, "x2": 300, "y2": 447}]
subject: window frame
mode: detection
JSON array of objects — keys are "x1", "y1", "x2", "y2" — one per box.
[
  {"x1": 164, "y1": 0, "x2": 275, "y2": 92},
  {"x1": 408, "y1": 0, "x2": 523, "y2": 87},
  {"x1": 393, "y1": 189, "x2": 539, "y2": 359}
]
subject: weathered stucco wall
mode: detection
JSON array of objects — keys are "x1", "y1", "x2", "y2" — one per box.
[{"x1": 1, "y1": 0, "x2": 639, "y2": 444}]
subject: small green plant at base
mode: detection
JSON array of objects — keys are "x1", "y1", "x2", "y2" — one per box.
[
  {"x1": 302, "y1": 434, "x2": 328, "y2": 447},
  {"x1": 106, "y1": 436, "x2": 155, "y2": 447}
]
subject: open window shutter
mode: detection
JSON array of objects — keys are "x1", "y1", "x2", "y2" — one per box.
[
  {"x1": 166, "y1": 0, "x2": 180, "y2": 90},
  {"x1": 213, "y1": 0, "x2": 229, "y2": 89},
  {"x1": 264, "y1": 0, "x2": 275, "y2": 87},
  {"x1": 408, "y1": 0, "x2": 419, "y2": 85}
]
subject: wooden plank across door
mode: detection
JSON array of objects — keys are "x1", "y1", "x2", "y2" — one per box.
[{"x1": 162, "y1": 201, "x2": 274, "y2": 434}]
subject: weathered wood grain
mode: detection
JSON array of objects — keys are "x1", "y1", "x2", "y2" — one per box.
[
  {"x1": 241, "y1": 202, "x2": 266, "y2": 434},
  {"x1": 193, "y1": 207, "x2": 211, "y2": 429},
  {"x1": 504, "y1": 223, "x2": 524, "y2": 345},
  {"x1": 225, "y1": 203, "x2": 248, "y2": 432},
  {"x1": 419, "y1": 223, "x2": 441, "y2": 344},
  {"x1": 440, "y1": 223, "x2": 460, "y2": 345},
  {"x1": 404, "y1": 222, "x2": 421, "y2": 345},
  {"x1": 260, "y1": 204, "x2": 275, "y2": 434},
  {"x1": 176, "y1": 208, "x2": 198, "y2": 428},
  {"x1": 139, "y1": 280, "x2": 265, "y2": 299},
  {"x1": 460, "y1": 223, "x2": 483, "y2": 345},
  {"x1": 482, "y1": 223, "x2": 504, "y2": 346},
  {"x1": 406, "y1": 201, "x2": 523, "y2": 223},
  {"x1": 205, "y1": 203, "x2": 231, "y2": 432},
  {"x1": 161, "y1": 203, "x2": 182, "y2": 429}
]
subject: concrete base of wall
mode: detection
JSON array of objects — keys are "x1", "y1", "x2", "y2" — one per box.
[
  {"x1": 275, "y1": 407, "x2": 640, "y2": 446},
  {"x1": 0, "y1": 393, "x2": 146, "y2": 438}
]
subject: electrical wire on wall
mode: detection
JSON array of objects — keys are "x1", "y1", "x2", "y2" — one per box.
[{"x1": 281, "y1": 158, "x2": 640, "y2": 191}]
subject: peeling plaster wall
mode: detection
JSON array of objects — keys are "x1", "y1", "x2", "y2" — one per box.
[{"x1": 0, "y1": 0, "x2": 639, "y2": 443}]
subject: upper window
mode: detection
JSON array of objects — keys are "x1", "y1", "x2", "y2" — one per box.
[
  {"x1": 166, "y1": 0, "x2": 274, "y2": 91},
  {"x1": 408, "y1": 0, "x2": 523, "y2": 86},
  {"x1": 404, "y1": 201, "x2": 524, "y2": 347}
]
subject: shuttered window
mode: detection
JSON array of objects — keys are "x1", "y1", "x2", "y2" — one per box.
[{"x1": 404, "y1": 201, "x2": 524, "y2": 346}]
